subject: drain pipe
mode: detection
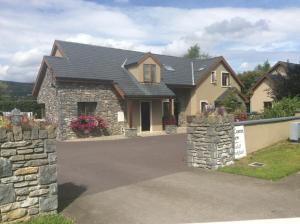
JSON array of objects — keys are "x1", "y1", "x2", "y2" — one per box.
[{"x1": 191, "y1": 61, "x2": 195, "y2": 85}]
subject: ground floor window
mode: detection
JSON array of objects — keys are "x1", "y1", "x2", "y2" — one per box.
[
  {"x1": 264, "y1": 101, "x2": 272, "y2": 110},
  {"x1": 39, "y1": 104, "x2": 45, "y2": 119},
  {"x1": 200, "y1": 100, "x2": 208, "y2": 113},
  {"x1": 163, "y1": 101, "x2": 170, "y2": 117},
  {"x1": 77, "y1": 102, "x2": 97, "y2": 116}
]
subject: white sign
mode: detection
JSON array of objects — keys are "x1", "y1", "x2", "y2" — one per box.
[
  {"x1": 234, "y1": 125, "x2": 247, "y2": 159},
  {"x1": 117, "y1": 111, "x2": 124, "y2": 122}
]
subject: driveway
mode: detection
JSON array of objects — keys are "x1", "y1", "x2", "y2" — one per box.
[{"x1": 57, "y1": 134, "x2": 300, "y2": 224}]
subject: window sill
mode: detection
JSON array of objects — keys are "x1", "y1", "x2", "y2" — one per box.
[{"x1": 221, "y1": 85, "x2": 231, "y2": 88}]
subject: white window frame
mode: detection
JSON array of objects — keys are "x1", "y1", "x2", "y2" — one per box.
[
  {"x1": 211, "y1": 71, "x2": 217, "y2": 84},
  {"x1": 221, "y1": 71, "x2": 231, "y2": 87},
  {"x1": 199, "y1": 100, "x2": 208, "y2": 113}
]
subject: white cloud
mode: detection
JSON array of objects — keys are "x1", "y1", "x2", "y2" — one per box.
[{"x1": 0, "y1": 1, "x2": 299, "y2": 82}]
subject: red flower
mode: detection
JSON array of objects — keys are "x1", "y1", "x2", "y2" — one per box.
[{"x1": 70, "y1": 115, "x2": 108, "y2": 132}]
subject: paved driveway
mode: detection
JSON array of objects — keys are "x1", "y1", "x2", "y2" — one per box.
[{"x1": 57, "y1": 134, "x2": 300, "y2": 224}]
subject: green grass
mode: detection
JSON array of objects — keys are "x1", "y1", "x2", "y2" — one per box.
[
  {"x1": 20, "y1": 215, "x2": 73, "y2": 224},
  {"x1": 219, "y1": 141, "x2": 300, "y2": 181}
]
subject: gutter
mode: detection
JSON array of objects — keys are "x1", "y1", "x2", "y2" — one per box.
[{"x1": 191, "y1": 61, "x2": 195, "y2": 85}]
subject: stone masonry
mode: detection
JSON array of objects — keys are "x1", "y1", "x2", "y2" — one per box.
[
  {"x1": 37, "y1": 68, "x2": 125, "y2": 140},
  {"x1": 186, "y1": 115, "x2": 235, "y2": 169},
  {"x1": 0, "y1": 127, "x2": 57, "y2": 223}
]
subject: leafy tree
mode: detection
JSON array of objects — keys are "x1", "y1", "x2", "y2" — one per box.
[
  {"x1": 272, "y1": 63, "x2": 300, "y2": 100},
  {"x1": 238, "y1": 60, "x2": 271, "y2": 94},
  {"x1": 262, "y1": 97, "x2": 300, "y2": 118},
  {"x1": 184, "y1": 44, "x2": 210, "y2": 59},
  {"x1": 216, "y1": 90, "x2": 245, "y2": 113}
]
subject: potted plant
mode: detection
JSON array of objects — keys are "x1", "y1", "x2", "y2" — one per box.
[{"x1": 163, "y1": 115, "x2": 177, "y2": 134}]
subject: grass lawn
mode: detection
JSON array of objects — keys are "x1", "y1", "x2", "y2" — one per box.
[
  {"x1": 19, "y1": 215, "x2": 73, "y2": 224},
  {"x1": 219, "y1": 141, "x2": 300, "y2": 181}
]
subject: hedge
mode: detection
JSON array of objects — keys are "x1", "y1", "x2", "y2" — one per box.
[{"x1": 0, "y1": 100, "x2": 44, "y2": 118}]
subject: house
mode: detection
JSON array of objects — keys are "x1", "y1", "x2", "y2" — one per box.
[
  {"x1": 250, "y1": 61, "x2": 298, "y2": 113},
  {"x1": 32, "y1": 40, "x2": 245, "y2": 139}
]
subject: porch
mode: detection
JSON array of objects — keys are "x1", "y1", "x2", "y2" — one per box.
[{"x1": 126, "y1": 98, "x2": 175, "y2": 133}]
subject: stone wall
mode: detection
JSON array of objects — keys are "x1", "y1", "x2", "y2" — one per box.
[
  {"x1": 37, "y1": 68, "x2": 125, "y2": 140},
  {"x1": 37, "y1": 69, "x2": 58, "y2": 123},
  {"x1": 186, "y1": 115, "x2": 234, "y2": 169},
  {"x1": 0, "y1": 127, "x2": 57, "y2": 223}
]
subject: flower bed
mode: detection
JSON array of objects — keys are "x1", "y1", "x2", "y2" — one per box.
[{"x1": 70, "y1": 115, "x2": 108, "y2": 137}]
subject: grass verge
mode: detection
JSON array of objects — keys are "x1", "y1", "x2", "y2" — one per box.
[
  {"x1": 219, "y1": 141, "x2": 300, "y2": 181},
  {"x1": 19, "y1": 215, "x2": 74, "y2": 224}
]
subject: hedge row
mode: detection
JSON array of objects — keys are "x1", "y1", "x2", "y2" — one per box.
[{"x1": 0, "y1": 100, "x2": 44, "y2": 118}]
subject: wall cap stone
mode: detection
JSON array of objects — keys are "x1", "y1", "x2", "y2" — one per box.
[{"x1": 235, "y1": 116, "x2": 300, "y2": 126}]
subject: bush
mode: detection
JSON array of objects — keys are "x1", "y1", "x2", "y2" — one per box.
[{"x1": 262, "y1": 97, "x2": 300, "y2": 118}]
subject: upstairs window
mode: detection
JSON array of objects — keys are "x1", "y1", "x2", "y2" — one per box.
[
  {"x1": 143, "y1": 64, "x2": 156, "y2": 82},
  {"x1": 77, "y1": 102, "x2": 97, "y2": 116},
  {"x1": 221, "y1": 72, "x2": 230, "y2": 87},
  {"x1": 211, "y1": 71, "x2": 217, "y2": 83}
]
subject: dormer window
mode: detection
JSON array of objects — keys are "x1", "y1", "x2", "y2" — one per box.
[{"x1": 143, "y1": 64, "x2": 156, "y2": 82}]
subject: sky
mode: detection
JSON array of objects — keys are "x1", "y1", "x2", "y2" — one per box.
[{"x1": 0, "y1": 0, "x2": 300, "y2": 83}]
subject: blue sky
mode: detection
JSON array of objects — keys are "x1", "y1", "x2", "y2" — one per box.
[{"x1": 0, "y1": 0, "x2": 299, "y2": 82}]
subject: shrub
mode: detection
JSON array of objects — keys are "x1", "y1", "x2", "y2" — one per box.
[
  {"x1": 0, "y1": 100, "x2": 44, "y2": 118},
  {"x1": 262, "y1": 97, "x2": 300, "y2": 118}
]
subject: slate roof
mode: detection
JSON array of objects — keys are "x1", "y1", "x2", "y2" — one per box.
[{"x1": 41, "y1": 40, "x2": 224, "y2": 98}]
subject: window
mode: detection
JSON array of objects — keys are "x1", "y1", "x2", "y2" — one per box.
[
  {"x1": 143, "y1": 64, "x2": 156, "y2": 82},
  {"x1": 163, "y1": 101, "x2": 170, "y2": 117},
  {"x1": 264, "y1": 102, "x2": 272, "y2": 110},
  {"x1": 221, "y1": 72, "x2": 230, "y2": 87},
  {"x1": 200, "y1": 101, "x2": 208, "y2": 113},
  {"x1": 77, "y1": 102, "x2": 97, "y2": 116},
  {"x1": 211, "y1": 71, "x2": 217, "y2": 83}
]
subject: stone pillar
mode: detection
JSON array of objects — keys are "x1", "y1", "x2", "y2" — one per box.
[
  {"x1": 186, "y1": 115, "x2": 234, "y2": 169},
  {"x1": 0, "y1": 126, "x2": 57, "y2": 223}
]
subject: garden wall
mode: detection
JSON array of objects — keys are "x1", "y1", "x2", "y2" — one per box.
[
  {"x1": 0, "y1": 127, "x2": 57, "y2": 223},
  {"x1": 235, "y1": 116, "x2": 300, "y2": 153}
]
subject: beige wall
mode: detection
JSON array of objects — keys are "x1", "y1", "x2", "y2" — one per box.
[
  {"x1": 243, "y1": 118, "x2": 300, "y2": 153},
  {"x1": 250, "y1": 79, "x2": 273, "y2": 113},
  {"x1": 129, "y1": 99, "x2": 163, "y2": 132},
  {"x1": 188, "y1": 63, "x2": 241, "y2": 114},
  {"x1": 271, "y1": 64, "x2": 287, "y2": 76},
  {"x1": 127, "y1": 57, "x2": 161, "y2": 83},
  {"x1": 53, "y1": 48, "x2": 63, "y2": 57}
]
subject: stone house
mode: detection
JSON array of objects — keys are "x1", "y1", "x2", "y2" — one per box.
[
  {"x1": 250, "y1": 61, "x2": 298, "y2": 112},
  {"x1": 32, "y1": 40, "x2": 245, "y2": 139}
]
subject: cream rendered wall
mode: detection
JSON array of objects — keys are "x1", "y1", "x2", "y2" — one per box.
[
  {"x1": 53, "y1": 48, "x2": 63, "y2": 57},
  {"x1": 127, "y1": 57, "x2": 161, "y2": 83},
  {"x1": 189, "y1": 63, "x2": 241, "y2": 114},
  {"x1": 243, "y1": 118, "x2": 300, "y2": 153},
  {"x1": 271, "y1": 64, "x2": 287, "y2": 76},
  {"x1": 251, "y1": 79, "x2": 273, "y2": 113}
]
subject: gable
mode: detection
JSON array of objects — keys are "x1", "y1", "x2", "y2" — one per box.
[{"x1": 127, "y1": 55, "x2": 161, "y2": 83}]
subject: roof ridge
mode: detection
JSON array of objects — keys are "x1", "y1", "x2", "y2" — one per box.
[{"x1": 55, "y1": 40, "x2": 221, "y2": 62}]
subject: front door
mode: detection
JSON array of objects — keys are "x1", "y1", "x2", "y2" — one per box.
[{"x1": 141, "y1": 102, "x2": 151, "y2": 131}]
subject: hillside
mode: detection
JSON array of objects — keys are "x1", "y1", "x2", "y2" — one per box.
[{"x1": 0, "y1": 80, "x2": 34, "y2": 100}]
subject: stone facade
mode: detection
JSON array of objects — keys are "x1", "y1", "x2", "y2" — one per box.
[
  {"x1": 186, "y1": 115, "x2": 234, "y2": 169},
  {"x1": 0, "y1": 127, "x2": 57, "y2": 223},
  {"x1": 37, "y1": 69, "x2": 125, "y2": 140}
]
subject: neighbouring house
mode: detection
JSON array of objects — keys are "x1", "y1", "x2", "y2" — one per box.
[
  {"x1": 250, "y1": 61, "x2": 298, "y2": 113},
  {"x1": 32, "y1": 40, "x2": 245, "y2": 139}
]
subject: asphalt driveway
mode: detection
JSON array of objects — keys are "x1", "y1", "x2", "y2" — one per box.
[{"x1": 57, "y1": 134, "x2": 300, "y2": 224}]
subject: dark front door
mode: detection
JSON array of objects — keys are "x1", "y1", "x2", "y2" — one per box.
[{"x1": 141, "y1": 102, "x2": 151, "y2": 131}]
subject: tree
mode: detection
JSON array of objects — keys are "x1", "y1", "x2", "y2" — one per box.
[
  {"x1": 0, "y1": 82, "x2": 7, "y2": 100},
  {"x1": 184, "y1": 44, "x2": 210, "y2": 59},
  {"x1": 272, "y1": 63, "x2": 300, "y2": 99},
  {"x1": 238, "y1": 60, "x2": 271, "y2": 95}
]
